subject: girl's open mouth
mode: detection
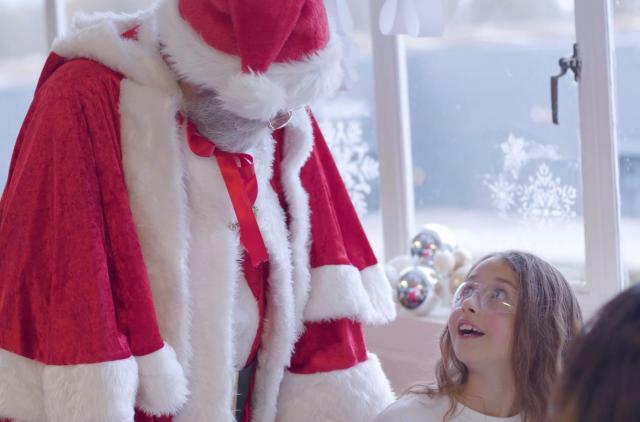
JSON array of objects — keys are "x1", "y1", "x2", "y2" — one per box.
[{"x1": 458, "y1": 322, "x2": 485, "y2": 337}]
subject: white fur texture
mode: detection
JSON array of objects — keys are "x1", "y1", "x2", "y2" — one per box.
[
  {"x1": 172, "y1": 121, "x2": 240, "y2": 422},
  {"x1": 280, "y1": 110, "x2": 314, "y2": 339},
  {"x1": 53, "y1": 10, "x2": 177, "y2": 94},
  {"x1": 275, "y1": 354, "x2": 395, "y2": 422},
  {"x1": 304, "y1": 264, "x2": 397, "y2": 325},
  {"x1": 361, "y1": 265, "x2": 397, "y2": 324},
  {"x1": 155, "y1": 0, "x2": 343, "y2": 120},
  {"x1": 135, "y1": 343, "x2": 189, "y2": 416},
  {"x1": 247, "y1": 130, "x2": 298, "y2": 422},
  {"x1": 42, "y1": 357, "x2": 138, "y2": 422},
  {"x1": 218, "y1": 72, "x2": 287, "y2": 121},
  {"x1": 0, "y1": 348, "x2": 46, "y2": 421},
  {"x1": 119, "y1": 80, "x2": 192, "y2": 371},
  {"x1": 232, "y1": 274, "x2": 260, "y2": 369}
]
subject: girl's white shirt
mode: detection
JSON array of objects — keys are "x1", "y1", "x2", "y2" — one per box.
[{"x1": 375, "y1": 392, "x2": 523, "y2": 422}]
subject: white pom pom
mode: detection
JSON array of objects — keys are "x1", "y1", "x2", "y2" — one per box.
[
  {"x1": 454, "y1": 248, "x2": 473, "y2": 268},
  {"x1": 433, "y1": 250, "x2": 455, "y2": 274}
]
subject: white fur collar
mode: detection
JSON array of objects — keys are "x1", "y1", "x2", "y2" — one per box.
[{"x1": 52, "y1": 9, "x2": 179, "y2": 95}]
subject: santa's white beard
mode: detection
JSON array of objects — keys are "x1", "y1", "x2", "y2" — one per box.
[{"x1": 183, "y1": 94, "x2": 269, "y2": 153}]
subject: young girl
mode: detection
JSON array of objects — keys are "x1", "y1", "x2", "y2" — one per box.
[{"x1": 376, "y1": 250, "x2": 582, "y2": 422}]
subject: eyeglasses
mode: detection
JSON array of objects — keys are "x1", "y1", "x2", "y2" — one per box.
[
  {"x1": 268, "y1": 110, "x2": 294, "y2": 131},
  {"x1": 267, "y1": 106, "x2": 306, "y2": 131},
  {"x1": 452, "y1": 281, "x2": 517, "y2": 313}
]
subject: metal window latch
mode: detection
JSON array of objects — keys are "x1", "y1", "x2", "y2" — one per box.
[{"x1": 551, "y1": 43, "x2": 581, "y2": 125}]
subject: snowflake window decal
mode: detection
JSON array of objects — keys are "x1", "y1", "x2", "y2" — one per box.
[
  {"x1": 484, "y1": 133, "x2": 578, "y2": 227},
  {"x1": 321, "y1": 120, "x2": 380, "y2": 218}
]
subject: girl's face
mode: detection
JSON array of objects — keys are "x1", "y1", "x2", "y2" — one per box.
[{"x1": 447, "y1": 257, "x2": 519, "y2": 371}]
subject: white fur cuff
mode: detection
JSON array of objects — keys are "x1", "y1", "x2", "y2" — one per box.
[
  {"x1": 275, "y1": 353, "x2": 395, "y2": 422},
  {"x1": 0, "y1": 347, "x2": 140, "y2": 422},
  {"x1": 135, "y1": 342, "x2": 189, "y2": 416},
  {"x1": 303, "y1": 264, "x2": 397, "y2": 325},
  {"x1": 42, "y1": 357, "x2": 139, "y2": 422}
]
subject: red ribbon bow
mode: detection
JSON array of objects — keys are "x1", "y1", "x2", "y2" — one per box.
[{"x1": 186, "y1": 121, "x2": 269, "y2": 267}]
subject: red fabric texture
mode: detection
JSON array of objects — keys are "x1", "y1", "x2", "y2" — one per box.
[
  {"x1": 178, "y1": 0, "x2": 329, "y2": 73},
  {"x1": 289, "y1": 318, "x2": 367, "y2": 374},
  {"x1": 0, "y1": 54, "x2": 164, "y2": 365},
  {"x1": 297, "y1": 116, "x2": 379, "y2": 271},
  {"x1": 273, "y1": 116, "x2": 375, "y2": 376}
]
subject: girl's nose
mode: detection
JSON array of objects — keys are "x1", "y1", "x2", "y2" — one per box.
[{"x1": 462, "y1": 293, "x2": 479, "y2": 314}]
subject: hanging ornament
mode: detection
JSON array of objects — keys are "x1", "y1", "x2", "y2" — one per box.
[
  {"x1": 396, "y1": 266, "x2": 439, "y2": 316},
  {"x1": 379, "y1": 0, "x2": 445, "y2": 37}
]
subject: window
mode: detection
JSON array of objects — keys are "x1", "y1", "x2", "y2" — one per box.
[
  {"x1": 0, "y1": 0, "x2": 47, "y2": 188},
  {"x1": 406, "y1": 1, "x2": 585, "y2": 281},
  {"x1": 370, "y1": 0, "x2": 630, "y2": 315},
  {"x1": 63, "y1": 0, "x2": 155, "y2": 20}
]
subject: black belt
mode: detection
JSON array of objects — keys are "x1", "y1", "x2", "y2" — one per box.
[{"x1": 234, "y1": 359, "x2": 256, "y2": 422}]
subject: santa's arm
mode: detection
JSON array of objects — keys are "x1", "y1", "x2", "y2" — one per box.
[
  {"x1": 0, "y1": 56, "x2": 187, "y2": 422},
  {"x1": 275, "y1": 114, "x2": 396, "y2": 421}
]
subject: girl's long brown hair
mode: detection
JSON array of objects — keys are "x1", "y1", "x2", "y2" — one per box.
[{"x1": 408, "y1": 251, "x2": 583, "y2": 422}]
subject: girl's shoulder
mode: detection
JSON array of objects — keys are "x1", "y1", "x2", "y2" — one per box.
[
  {"x1": 375, "y1": 392, "x2": 450, "y2": 422},
  {"x1": 375, "y1": 393, "x2": 525, "y2": 422}
]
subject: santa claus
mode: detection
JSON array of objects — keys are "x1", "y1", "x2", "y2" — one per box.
[{"x1": 0, "y1": 0, "x2": 396, "y2": 421}]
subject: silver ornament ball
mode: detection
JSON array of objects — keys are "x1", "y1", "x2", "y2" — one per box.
[
  {"x1": 410, "y1": 230, "x2": 442, "y2": 265},
  {"x1": 396, "y1": 266, "x2": 439, "y2": 310}
]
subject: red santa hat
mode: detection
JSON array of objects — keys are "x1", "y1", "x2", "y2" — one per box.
[{"x1": 156, "y1": 0, "x2": 343, "y2": 121}]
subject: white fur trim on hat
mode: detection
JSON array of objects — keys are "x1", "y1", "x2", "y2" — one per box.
[
  {"x1": 155, "y1": 0, "x2": 343, "y2": 121},
  {"x1": 218, "y1": 72, "x2": 287, "y2": 121}
]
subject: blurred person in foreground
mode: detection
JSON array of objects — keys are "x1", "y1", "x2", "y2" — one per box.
[{"x1": 549, "y1": 283, "x2": 640, "y2": 422}]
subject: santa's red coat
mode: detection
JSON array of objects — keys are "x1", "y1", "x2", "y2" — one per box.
[{"x1": 0, "y1": 8, "x2": 395, "y2": 422}]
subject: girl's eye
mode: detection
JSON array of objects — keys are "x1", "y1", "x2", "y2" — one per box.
[
  {"x1": 460, "y1": 285, "x2": 474, "y2": 298},
  {"x1": 491, "y1": 288, "x2": 508, "y2": 301}
]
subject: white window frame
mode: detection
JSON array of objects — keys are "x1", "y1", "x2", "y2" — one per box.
[
  {"x1": 44, "y1": 0, "x2": 66, "y2": 47},
  {"x1": 573, "y1": 0, "x2": 624, "y2": 314},
  {"x1": 370, "y1": 0, "x2": 624, "y2": 315}
]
